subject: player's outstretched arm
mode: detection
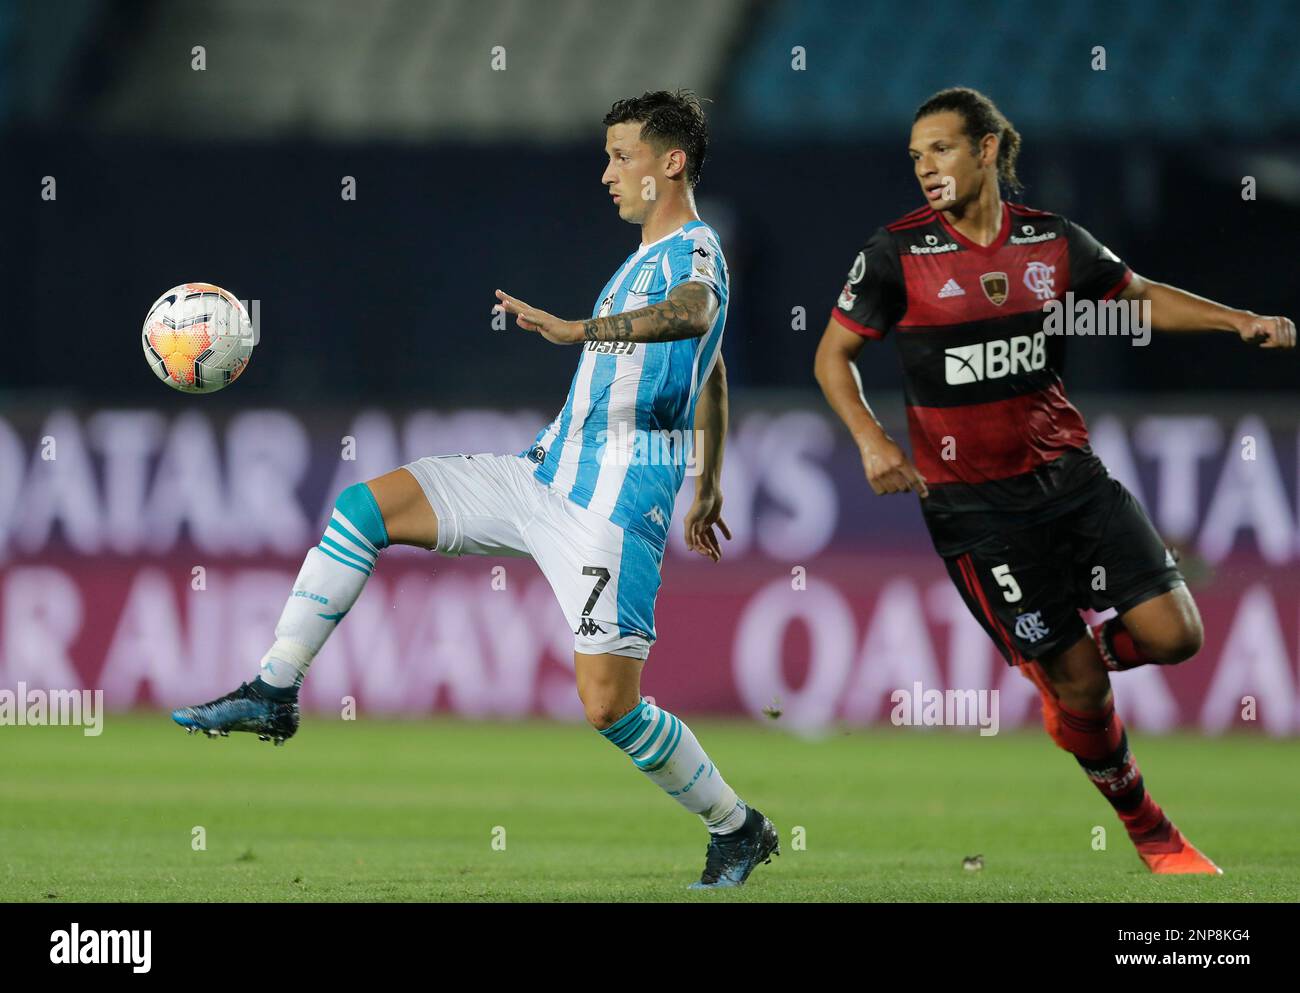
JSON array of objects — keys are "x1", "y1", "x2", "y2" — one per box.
[
  {"x1": 493, "y1": 283, "x2": 718, "y2": 345},
  {"x1": 1122, "y1": 275, "x2": 1296, "y2": 348},
  {"x1": 813, "y1": 317, "x2": 929, "y2": 499},
  {"x1": 684, "y1": 353, "x2": 731, "y2": 562}
]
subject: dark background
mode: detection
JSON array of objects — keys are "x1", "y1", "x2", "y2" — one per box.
[{"x1": 1, "y1": 0, "x2": 1297, "y2": 407}]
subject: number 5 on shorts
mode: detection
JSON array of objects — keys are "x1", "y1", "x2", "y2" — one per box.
[
  {"x1": 991, "y1": 563, "x2": 1022, "y2": 603},
  {"x1": 581, "y1": 566, "x2": 611, "y2": 616}
]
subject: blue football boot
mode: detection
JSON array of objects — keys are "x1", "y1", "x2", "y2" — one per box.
[
  {"x1": 689, "y1": 806, "x2": 780, "y2": 889},
  {"x1": 171, "y1": 678, "x2": 299, "y2": 746}
]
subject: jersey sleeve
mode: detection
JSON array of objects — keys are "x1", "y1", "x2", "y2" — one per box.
[
  {"x1": 1064, "y1": 220, "x2": 1133, "y2": 300},
  {"x1": 666, "y1": 227, "x2": 724, "y2": 302},
  {"x1": 830, "y1": 227, "x2": 905, "y2": 339}
]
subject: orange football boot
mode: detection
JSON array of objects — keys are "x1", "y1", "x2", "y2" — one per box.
[{"x1": 1136, "y1": 824, "x2": 1223, "y2": 875}]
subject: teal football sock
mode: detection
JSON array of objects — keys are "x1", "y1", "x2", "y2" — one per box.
[
  {"x1": 600, "y1": 698, "x2": 748, "y2": 833},
  {"x1": 257, "y1": 483, "x2": 390, "y2": 689}
]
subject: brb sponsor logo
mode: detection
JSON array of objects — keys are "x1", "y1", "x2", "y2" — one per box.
[{"x1": 944, "y1": 331, "x2": 1046, "y2": 385}]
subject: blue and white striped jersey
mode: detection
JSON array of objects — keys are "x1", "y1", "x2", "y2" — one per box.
[{"x1": 520, "y1": 220, "x2": 728, "y2": 549}]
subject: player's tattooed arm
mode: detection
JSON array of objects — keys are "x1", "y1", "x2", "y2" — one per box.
[
  {"x1": 492, "y1": 283, "x2": 716, "y2": 346},
  {"x1": 1123, "y1": 274, "x2": 1296, "y2": 348},
  {"x1": 581, "y1": 282, "x2": 717, "y2": 343}
]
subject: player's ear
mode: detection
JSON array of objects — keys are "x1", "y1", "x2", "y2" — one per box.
[
  {"x1": 664, "y1": 148, "x2": 687, "y2": 182},
  {"x1": 980, "y1": 132, "x2": 999, "y2": 169}
]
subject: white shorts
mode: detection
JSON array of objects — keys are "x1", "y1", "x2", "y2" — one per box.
[{"x1": 402, "y1": 453, "x2": 663, "y2": 659}]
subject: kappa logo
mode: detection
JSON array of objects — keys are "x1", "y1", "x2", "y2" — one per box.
[
  {"x1": 980, "y1": 271, "x2": 1009, "y2": 305},
  {"x1": 644, "y1": 505, "x2": 667, "y2": 527},
  {"x1": 937, "y1": 278, "x2": 965, "y2": 298},
  {"x1": 575, "y1": 617, "x2": 607, "y2": 637},
  {"x1": 693, "y1": 252, "x2": 717, "y2": 281},
  {"x1": 597, "y1": 292, "x2": 615, "y2": 317},
  {"x1": 1014, "y1": 610, "x2": 1051, "y2": 644},
  {"x1": 1024, "y1": 260, "x2": 1056, "y2": 301},
  {"x1": 944, "y1": 331, "x2": 1047, "y2": 385}
]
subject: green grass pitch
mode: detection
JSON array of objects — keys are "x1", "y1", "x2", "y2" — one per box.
[{"x1": 3, "y1": 714, "x2": 1297, "y2": 902}]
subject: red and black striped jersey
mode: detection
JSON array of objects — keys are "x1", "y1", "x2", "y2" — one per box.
[{"x1": 831, "y1": 201, "x2": 1133, "y2": 553}]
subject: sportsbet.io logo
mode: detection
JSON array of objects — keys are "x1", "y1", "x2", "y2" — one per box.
[{"x1": 945, "y1": 331, "x2": 1047, "y2": 385}]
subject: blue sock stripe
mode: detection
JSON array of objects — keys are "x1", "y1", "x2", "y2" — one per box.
[
  {"x1": 329, "y1": 513, "x2": 379, "y2": 559},
  {"x1": 600, "y1": 701, "x2": 648, "y2": 745},
  {"x1": 607, "y1": 716, "x2": 651, "y2": 750},
  {"x1": 628, "y1": 716, "x2": 668, "y2": 763},
  {"x1": 326, "y1": 519, "x2": 377, "y2": 563},
  {"x1": 316, "y1": 542, "x2": 372, "y2": 575},
  {"x1": 636, "y1": 716, "x2": 682, "y2": 771},
  {"x1": 626, "y1": 710, "x2": 668, "y2": 757},
  {"x1": 319, "y1": 533, "x2": 373, "y2": 570}
]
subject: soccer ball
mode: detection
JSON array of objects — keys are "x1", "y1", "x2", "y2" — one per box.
[{"x1": 142, "y1": 282, "x2": 254, "y2": 393}]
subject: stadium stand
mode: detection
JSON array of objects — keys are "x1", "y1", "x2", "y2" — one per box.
[
  {"x1": 733, "y1": 0, "x2": 1300, "y2": 136},
  {"x1": 98, "y1": 0, "x2": 748, "y2": 137}
]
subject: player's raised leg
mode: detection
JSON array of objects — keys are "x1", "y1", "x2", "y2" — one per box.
[
  {"x1": 1034, "y1": 634, "x2": 1221, "y2": 875},
  {"x1": 170, "y1": 467, "x2": 436, "y2": 743},
  {"x1": 578, "y1": 651, "x2": 778, "y2": 889},
  {"x1": 1089, "y1": 586, "x2": 1204, "y2": 672}
]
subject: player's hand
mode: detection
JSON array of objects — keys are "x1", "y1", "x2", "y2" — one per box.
[
  {"x1": 860, "y1": 437, "x2": 929, "y2": 499},
  {"x1": 683, "y1": 490, "x2": 731, "y2": 562},
  {"x1": 1235, "y1": 312, "x2": 1296, "y2": 349},
  {"x1": 493, "y1": 290, "x2": 582, "y2": 345}
]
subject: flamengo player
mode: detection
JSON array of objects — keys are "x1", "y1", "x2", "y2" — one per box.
[
  {"x1": 814, "y1": 87, "x2": 1295, "y2": 875},
  {"x1": 173, "y1": 90, "x2": 779, "y2": 889}
]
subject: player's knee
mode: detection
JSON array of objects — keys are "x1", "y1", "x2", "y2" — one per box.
[
  {"x1": 1148, "y1": 617, "x2": 1204, "y2": 666},
  {"x1": 590, "y1": 701, "x2": 629, "y2": 733},
  {"x1": 334, "y1": 482, "x2": 390, "y2": 551},
  {"x1": 582, "y1": 697, "x2": 637, "y2": 731}
]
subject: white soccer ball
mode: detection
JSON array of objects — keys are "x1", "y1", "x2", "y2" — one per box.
[{"x1": 142, "y1": 282, "x2": 254, "y2": 393}]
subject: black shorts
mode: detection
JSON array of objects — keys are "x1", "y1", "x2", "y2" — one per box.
[{"x1": 942, "y1": 473, "x2": 1185, "y2": 665}]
